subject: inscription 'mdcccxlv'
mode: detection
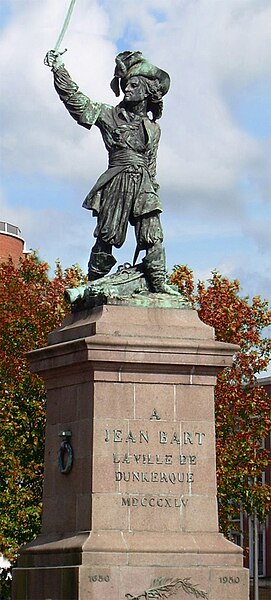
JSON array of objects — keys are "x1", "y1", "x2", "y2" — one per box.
[{"x1": 122, "y1": 496, "x2": 188, "y2": 508}]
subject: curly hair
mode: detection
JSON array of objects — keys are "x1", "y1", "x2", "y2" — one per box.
[{"x1": 144, "y1": 77, "x2": 164, "y2": 121}]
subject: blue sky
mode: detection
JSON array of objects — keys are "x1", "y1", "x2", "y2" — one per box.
[{"x1": 0, "y1": 0, "x2": 270, "y2": 313}]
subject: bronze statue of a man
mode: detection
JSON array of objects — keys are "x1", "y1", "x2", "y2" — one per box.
[{"x1": 45, "y1": 50, "x2": 171, "y2": 293}]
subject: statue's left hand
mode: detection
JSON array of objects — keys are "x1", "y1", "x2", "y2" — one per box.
[{"x1": 44, "y1": 50, "x2": 64, "y2": 70}]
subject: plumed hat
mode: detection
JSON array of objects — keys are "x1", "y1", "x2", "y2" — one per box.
[{"x1": 110, "y1": 51, "x2": 170, "y2": 98}]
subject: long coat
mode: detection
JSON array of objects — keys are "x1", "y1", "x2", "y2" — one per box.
[{"x1": 53, "y1": 66, "x2": 163, "y2": 247}]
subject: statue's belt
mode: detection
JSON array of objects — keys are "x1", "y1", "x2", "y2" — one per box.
[
  {"x1": 108, "y1": 150, "x2": 147, "y2": 169},
  {"x1": 83, "y1": 151, "x2": 150, "y2": 208}
]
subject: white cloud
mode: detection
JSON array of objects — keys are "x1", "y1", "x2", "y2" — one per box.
[
  {"x1": 0, "y1": 0, "x2": 116, "y2": 181},
  {"x1": 243, "y1": 218, "x2": 271, "y2": 253}
]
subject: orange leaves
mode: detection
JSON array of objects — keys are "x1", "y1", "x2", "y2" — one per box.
[
  {"x1": 0, "y1": 253, "x2": 85, "y2": 563},
  {"x1": 170, "y1": 264, "x2": 195, "y2": 305},
  {"x1": 170, "y1": 265, "x2": 271, "y2": 535}
]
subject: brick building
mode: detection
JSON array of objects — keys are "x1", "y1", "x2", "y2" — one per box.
[{"x1": 0, "y1": 221, "x2": 26, "y2": 265}]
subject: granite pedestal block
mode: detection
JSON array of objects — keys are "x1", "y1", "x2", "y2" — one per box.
[{"x1": 12, "y1": 305, "x2": 249, "y2": 599}]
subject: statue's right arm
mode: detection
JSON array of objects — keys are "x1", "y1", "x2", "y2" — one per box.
[{"x1": 45, "y1": 51, "x2": 102, "y2": 129}]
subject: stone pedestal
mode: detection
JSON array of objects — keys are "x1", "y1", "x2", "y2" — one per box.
[{"x1": 12, "y1": 305, "x2": 249, "y2": 599}]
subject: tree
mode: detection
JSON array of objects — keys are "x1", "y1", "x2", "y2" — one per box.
[
  {"x1": 170, "y1": 266, "x2": 271, "y2": 536},
  {"x1": 0, "y1": 253, "x2": 86, "y2": 579}
]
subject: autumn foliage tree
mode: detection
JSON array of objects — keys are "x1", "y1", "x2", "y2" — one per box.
[
  {"x1": 171, "y1": 266, "x2": 271, "y2": 536},
  {"x1": 0, "y1": 253, "x2": 86, "y2": 573}
]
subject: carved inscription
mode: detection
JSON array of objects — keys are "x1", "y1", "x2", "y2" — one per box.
[
  {"x1": 115, "y1": 471, "x2": 194, "y2": 483},
  {"x1": 113, "y1": 453, "x2": 197, "y2": 465},
  {"x1": 103, "y1": 428, "x2": 206, "y2": 508},
  {"x1": 122, "y1": 497, "x2": 188, "y2": 508},
  {"x1": 89, "y1": 575, "x2": 110, "y2": 583},
  {"x1": 105, "y1": 429, "x2": 205, "y2": 445},
  {"x1": 150, "y1": 408, "x2": 161, "y2": 420},
  {"x1": 219, "y1": 577, "x2": 240, "y2": 584}
]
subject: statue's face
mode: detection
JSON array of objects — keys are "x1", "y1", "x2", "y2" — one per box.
[{"x1": 123, "y1": 76, "x2": 148, "y2": 103}]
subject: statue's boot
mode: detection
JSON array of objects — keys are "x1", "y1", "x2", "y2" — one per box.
[
  {"x1": 143, "y1": 244, "x2": 179, "y2": 295},
  {"x1": 143, "y1": 243, "x2": 166, "y2": 292},
  {"x1": 88, "y1": 251, "x2": 117, "y2": 281}
]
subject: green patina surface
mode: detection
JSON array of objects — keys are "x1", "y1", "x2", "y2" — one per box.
[
  {"x1": 64, "y1": 263, "x2": 190, "y2": 311},
  {"x1": 45, "y1": 48, "x2": 179, "y2": 297}
]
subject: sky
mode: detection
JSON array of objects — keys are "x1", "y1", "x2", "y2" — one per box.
[{"x1": 0, "y1": 1, "x2": 270, "y2": 310}]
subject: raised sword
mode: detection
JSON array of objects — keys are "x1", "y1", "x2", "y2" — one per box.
[
  {"x1": 44, "y1": 0, "x2": 77, "y2": 65},
  {"x1": 54, "y1": 0, "x2": 77, "y2": 53}
]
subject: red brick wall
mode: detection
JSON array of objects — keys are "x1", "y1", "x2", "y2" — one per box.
[{"x1": 0, "y1": 233, "x2": 24, "y2": 265}]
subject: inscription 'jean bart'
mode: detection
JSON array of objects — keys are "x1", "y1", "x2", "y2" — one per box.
[{"x1": 105, "y1": 429, "x2": 206, "y2": 445}]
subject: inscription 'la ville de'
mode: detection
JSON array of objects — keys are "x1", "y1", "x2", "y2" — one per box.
[{"x1": 112, "y1": 453, "x2": 197, "y2": 465}]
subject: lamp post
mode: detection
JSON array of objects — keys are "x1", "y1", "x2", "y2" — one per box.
[
  {"x1": 253, "y1": 491, "x2": 259, "y2": 600},
  {"x1": 251, "y1": 414, "x2": 261, "y2": 600}
]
